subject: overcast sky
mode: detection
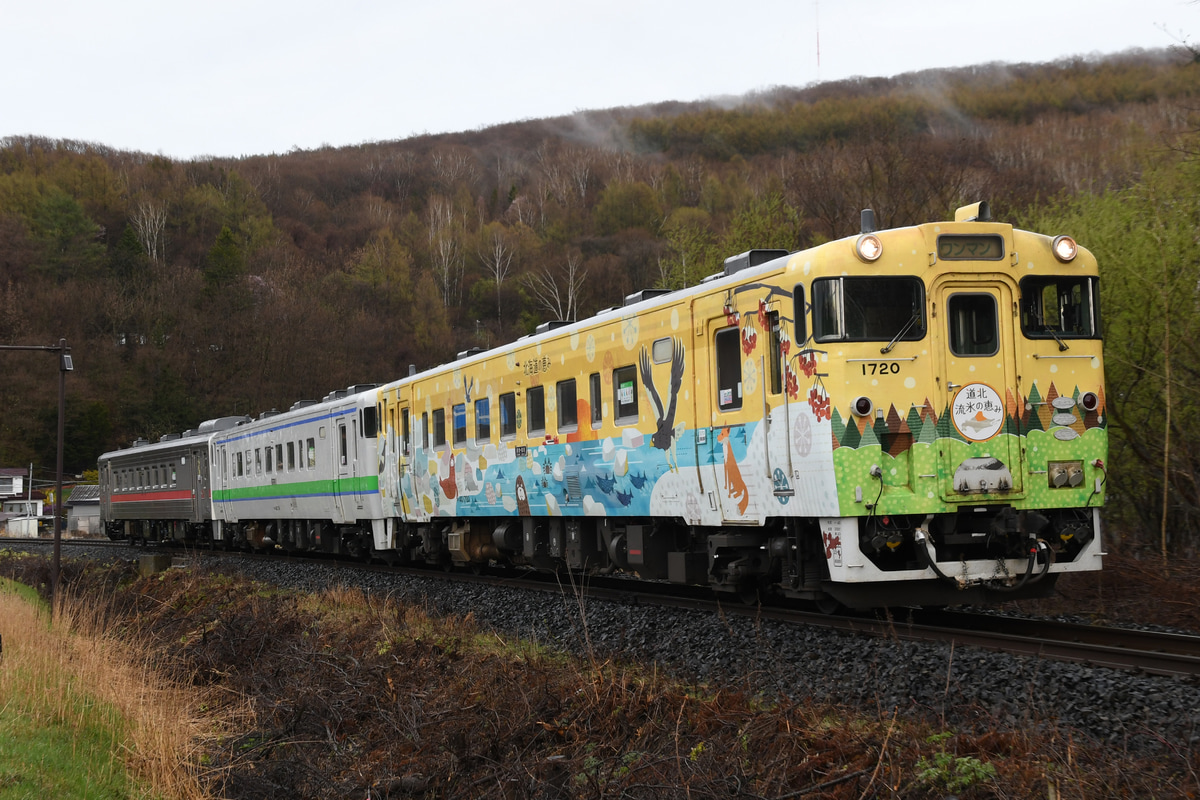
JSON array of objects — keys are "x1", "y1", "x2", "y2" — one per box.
[{"x1": 3, "y1": 0, "x2": 1195, "y2": 160}]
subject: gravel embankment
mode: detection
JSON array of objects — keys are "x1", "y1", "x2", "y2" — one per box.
[{"x1": 14, "y1": 541, "x2": 1200, "y2": 755}]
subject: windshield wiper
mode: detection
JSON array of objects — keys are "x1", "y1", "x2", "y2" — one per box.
[
  {"x1": 1046, "y1": 327, "x2": 1070, "y2": 352},
  {"x1": 881, "y1": 314, "x2": 920, "y2": 354}
]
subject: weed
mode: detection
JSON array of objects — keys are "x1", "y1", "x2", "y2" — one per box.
[{"x1": 915, "y1": 732, "x2": 998, "y2": 793}]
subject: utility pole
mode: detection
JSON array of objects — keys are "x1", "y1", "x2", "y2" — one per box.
[{"x1": 0, "y1": 340, "x2": 73, "y2": 607}]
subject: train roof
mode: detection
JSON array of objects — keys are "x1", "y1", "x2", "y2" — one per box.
[
  {"x1": 210, "y1": 383, "x2": 381, "y2": 446},
  {"x1": 386, "y1": 205, "x2": 1093, "y2": 388}
]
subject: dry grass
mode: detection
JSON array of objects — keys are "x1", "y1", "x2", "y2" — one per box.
[{"x1": 0, "y1": 570, "x2": 229, "y2": 800}]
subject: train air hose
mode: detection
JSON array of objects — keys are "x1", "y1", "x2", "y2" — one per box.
[
  {"x1": 913, "y1": 516, "x2": 963, "y2": 589},
  {"x1": 913, "y1": 518, "x2": 1053, "y2": 591}
]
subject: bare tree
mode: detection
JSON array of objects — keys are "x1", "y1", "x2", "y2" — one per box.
[
  {"x1": 427, "y1": 196, "x2": 464, "y2": 307},
  {"x1": 566, "y1": 148, "x2": 592, "y2": 202},
  {"x1": 478, "y1": 223, "x2": 515, "y2": 326},
  {"x1": 525, "y1": 250, "x2": 586, "y2": 322},
  {"x1": 131, "y1": 198, "x2": 167, "y2": 265},
  {"x1": 535, "y1": 142, "x2": 571, "y2": 206}
]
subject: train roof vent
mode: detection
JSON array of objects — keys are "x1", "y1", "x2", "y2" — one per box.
[
  {"x1": 346, "y1": 384, "x2": 378, "y2": 394},
  {"x1": 290, "y1": 399, "x2": 318, "y2": 411},
  {"x1": 257, "y1": 409, "x2": 280, "y2": 420},
  {"x1": 623, "y1": 289, "x2": 669, "y2": 306},
  {"x1": 723, "y1": 249, "x2": 789, "y2": 277},
  {"x1": 132, "y1": 437, "x2": 150, "y2": 448},
  {"x1": 159, "y1": 433, "x2": 181, "y2": 442},
  {"x1": 323, "y1": 389, "x2": 350, "y2": 402},
  {"x1": 535, "y1": 320, "x2": 571, "y2": 334},
  {"x1": 198, "y1": 415, "x2": 252, "y2": 433},
  {"x1": 456, "y1": 347, "x2": 485, "y2": 360},
  {"x1": 181, "y1": 429, "x2": 199, "y2": 438}
]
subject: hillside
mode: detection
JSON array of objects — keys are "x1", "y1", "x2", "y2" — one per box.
[{"x1": 1, "y1": 48, "x2": 1198, "y2": 546}]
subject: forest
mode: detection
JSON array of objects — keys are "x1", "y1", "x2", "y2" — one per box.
[{"x1": 0, "y1": 49, "x2": 1197, "y2": 550}]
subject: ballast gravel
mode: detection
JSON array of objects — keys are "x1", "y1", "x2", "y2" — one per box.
[{"x1": 19, "y1": 542, "x2": 1200, "y2": 755}]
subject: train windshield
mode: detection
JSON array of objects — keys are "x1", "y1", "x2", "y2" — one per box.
[
  {"x1": 812, "y1": 277, "x2": 926, "y2": 343},
  {"x1": 1019, "y1": 276, "x2": 1100, "y2": 339}
]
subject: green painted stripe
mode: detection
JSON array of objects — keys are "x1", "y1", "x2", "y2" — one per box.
[{"x1": 212, "y1": 475, "x2": 379, "y2": 502}]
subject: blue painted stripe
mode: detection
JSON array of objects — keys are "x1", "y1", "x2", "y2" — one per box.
[{"x1": 215, "y1": 407, "x2": 358, "y2": 446}]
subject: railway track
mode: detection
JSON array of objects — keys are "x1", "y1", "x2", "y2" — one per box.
[{"x1": 8, "y1": 536, "x2": 1200, "y2": 680}]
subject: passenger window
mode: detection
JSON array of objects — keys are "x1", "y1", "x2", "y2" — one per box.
[
  {"x1": 948, "y1": 294, "x2": 999, "y2": 357},
  {"x1": 453, "y1": 403, "x2": 467, "y2": 445},
  {"x1": 307, "y1": 438, "x2": 316, "y2": 468},
  {"x1": 276, "y1": 444, "x2": 283, "y2": 470},
  {"x1": 613, "y1": 365, "x2": 639, "y2": 423},
  {"x1": 433, "y1": 409, "x2": 447, "y2": 447},
  {"x1": 421, "y1": 412, "x2": 429, "y2": 450},
  {"x1": 362, "y1": 405, "x2": 377, "y2": 438},
  {"x1": 716, "y1": 327, "x2": 742, "y2": 411},
  {"x1": 499, "y1": 393, "x2": 516, "y2": 438},
  {"x1": 401, "y1": 409, "x2": 410, "y2": 455},
  {"x1": 793, "y1": 283, "x2": 807, "y2": 344},
  {"x1": 527, "y1": 386, "x2": 546, "y2": 434},
  {"x1": 339, "y1": 425, "x2": 348, "y2": 465},
  {"x1": 255, "y1": 449, "x2": 262, "y2": 474},
  {"x1": 767, "y1": 309, "x2": 782, "y2": 394},
  {"x1": 266, "y1": 447, "x2": 273, "y2": 472},
  {"x1": 287, "y1": 442, "x2": 295, "y2": 471},
  {"x1": 237, "y1": 452, "x2": 244, "y2": 477},
  {"x1": 589, "y1": 373, "x2": 602, "y2": 427},
  {"x1": 475, "y1": 398, "x2": 490, "y2": 443},
  {"x1": 557, "y1": 379, "x2": 577, "y2": 431}
]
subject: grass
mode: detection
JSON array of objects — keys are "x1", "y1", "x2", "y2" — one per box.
[
  {"x1": 0, "y1": 550, "x2": 1198, "y2": 798},
  {"x1": 0, "y1": 576, "x2": 218, "y2": 800}
]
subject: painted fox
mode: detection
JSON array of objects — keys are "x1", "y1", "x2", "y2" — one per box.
[{"x1": 717, "y1": 427, "x2": 749, "y2": 515}]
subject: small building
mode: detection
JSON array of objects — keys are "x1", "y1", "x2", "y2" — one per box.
[
  {"x1": 66, "y1": 484, "x2": 101, "y2": 537},
  {"x1": 1, "y1": 498, "x2": 44, "y2": 538},
  {"x1": 0, "y1": 467, "x2": 27, "y2": 500}
]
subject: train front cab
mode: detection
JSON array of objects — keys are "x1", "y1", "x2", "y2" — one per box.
[{"x1": 813, "y1": 204, "x2": 1106, "y2": 608}]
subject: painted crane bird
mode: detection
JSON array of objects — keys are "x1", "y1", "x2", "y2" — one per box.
[{"x1": 639, "y1": 337, "x2": 687, "y2": 472}]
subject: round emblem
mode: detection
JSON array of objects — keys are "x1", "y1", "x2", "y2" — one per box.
[{"x1": 951, "y1": 383, "x2": 1005, "y2": 441}]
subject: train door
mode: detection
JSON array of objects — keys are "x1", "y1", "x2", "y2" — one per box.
[
  {"x1": 354, "y1": 407, "x2": 372, "y2": 507},
  {"x1": 933, "y1": 279, "x2": 1025, "y2": 499},
  {"x1": 396, "y1": 401, "x2": 413, "y2": 519},
  {"x1": 334, "y1": 414, "x2": 351, "y2": 522},
  {"x1": 705, "y1": 310, "x2": 754, "y2": 523},
  {"x1": 194, "y1": 447, "x2": 209, "y2": 522},
  {"x1": 214, "y1": 445, "x2": 229, "y2": 522}
]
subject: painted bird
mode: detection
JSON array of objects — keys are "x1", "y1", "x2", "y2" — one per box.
[{"x1": 639, "y1": 337, "x2": 687, "y2": 471}]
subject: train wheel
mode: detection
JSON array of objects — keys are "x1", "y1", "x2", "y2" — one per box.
[
  {"x1": 814, "y1": 595, "x2": 842, "y2": 615},
  {"x1": 738, "y1": 582, "x2": 761, "y2": 606}
]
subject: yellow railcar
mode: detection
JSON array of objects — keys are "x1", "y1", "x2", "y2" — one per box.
[{"x1": 376, "y1": 202, "x2": 1105, "y2": 609}]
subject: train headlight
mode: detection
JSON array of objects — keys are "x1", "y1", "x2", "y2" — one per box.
[
  {"x1": 851, "y1": 396, "x2": 874, "y2": 417},
  {"x1": 1080, "y1": 391, "x2": 1099, "y2": 412},
  {"x1": 855, "y1": 234, "x2": 883, "y2": 263},
  {"x1": 1051, "y1": 235, "x2": 1077, "y2": 263}
]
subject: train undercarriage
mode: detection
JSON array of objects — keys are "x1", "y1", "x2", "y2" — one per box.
[{"x1": 107, "y1": 502, "x2": 1098, "y2": 610}]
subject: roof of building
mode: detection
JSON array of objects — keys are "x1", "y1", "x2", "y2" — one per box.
[{"x1": 66, "y1": 484, "x2": 101, "y2": 504}]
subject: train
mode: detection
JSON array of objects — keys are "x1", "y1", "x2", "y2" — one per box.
[{"x1": 99, "y1": 201, "x2": 1107, "y2": 610}]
